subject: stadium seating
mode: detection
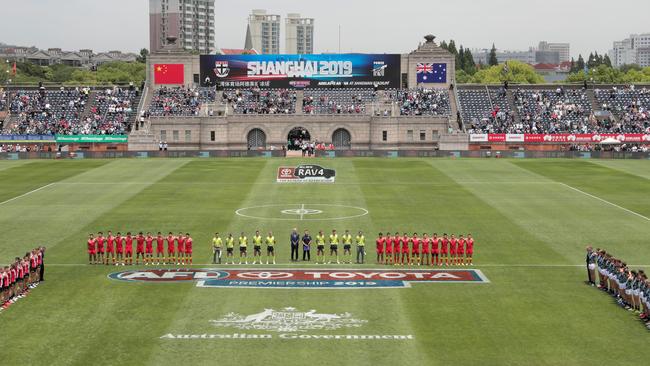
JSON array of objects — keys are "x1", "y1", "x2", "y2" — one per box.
[
  {"x1": 390, "y1": 89, "x2": 450, "y2": 116},
  {"x1": 148, "y1": 87, "x2": 207, "y2": 117},
  {"x1": 88, "y1": 88, "x2": 138, "y2": 135},
  {"x1": 2, "y1": 87, "x2": 143, "y2": 135},
  {"x1": 594, "y1": 87, "x2": 650, "y2": 133},
  {"x1": 222, "y1": 88, "x2": 296, "y2": 114},
  {"x1": 511, "y1": 88, "x2": 592, "y2": 133},
  {"x1": 198, "y1": 88, "x2": 217, "y2": 104},
  {"x1": 5, "y1": 88, "x2": 89, "y2": 135},
  {"x1": 458, "y1": 89, "x2": 492, "y2": 123},
  {"x1": 302, "y1": 89, "x2": 376, "y2": 114}
]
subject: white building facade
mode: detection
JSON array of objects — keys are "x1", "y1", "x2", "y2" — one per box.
[
  {"x1": 285, "y1": 14, "x2": 314, "y2": 54},
  {"x1": 149, "y1": 0, "x2": 215, "y2": 53},
  {"x1": 609, "y1": 33, "x2": 650, "y2": 67},
  {"x1": 247, "y1": 9, "x2": 281, "y2": 54}
]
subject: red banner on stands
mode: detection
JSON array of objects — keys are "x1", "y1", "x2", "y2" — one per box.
[{"x1": 469, "y1": 134, "x2": 650, "y2": 143}]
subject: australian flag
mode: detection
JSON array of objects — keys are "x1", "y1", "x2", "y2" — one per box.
[{"x1": 417, "y1": 63, "x2": 447, "y2": 83}]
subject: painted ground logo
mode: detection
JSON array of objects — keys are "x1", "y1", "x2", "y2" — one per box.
[
  {"x1": 109, "y1": 269, "x2": 489, "y2": 289},
  {"x1": 108, "y1": 269, "x2": 229, "y2": 282},
  {"x1": 211, "y1": 307, "x2": 367, "y2": 332},
  {"x1": 277, "y1": 165, "x2": 336, "y2": 183}
]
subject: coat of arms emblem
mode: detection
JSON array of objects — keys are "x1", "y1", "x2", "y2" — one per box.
[{"x1": 210, "y1": 307, "x2": 367, "y2": 332}]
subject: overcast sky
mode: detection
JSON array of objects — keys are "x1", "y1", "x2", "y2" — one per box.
[{"x1": 1, "y1": 0, "x2": 648, "y2": 58}]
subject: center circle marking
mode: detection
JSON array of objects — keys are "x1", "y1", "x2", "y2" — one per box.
[
  {"x1": 281, "y1": 208, "x2": 323, "y2": 216},
  {"x1": 235, "y1": 204, "x2": 369, "y2": 221}
]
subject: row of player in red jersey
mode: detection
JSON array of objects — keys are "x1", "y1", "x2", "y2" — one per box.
[
  {"x1": 375, "y1": 233, "x2": 475, "y2": 266},
  {"x1": 87, "y1": 232, "x2": 194, "y2": 266},
  {"x1": 1, "y1": 247, "x2": 45, "y2": 312}
]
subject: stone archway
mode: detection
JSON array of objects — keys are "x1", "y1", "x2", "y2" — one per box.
[
  {"x1": 332, "y1": 128, "x2": 351, "y2": 150},
  {"x1": 247, "y1": 128, "x2": 267, "y2": 149},
  {"x1": 287, "y1": 127, "x2": 311, "y2": 151}
]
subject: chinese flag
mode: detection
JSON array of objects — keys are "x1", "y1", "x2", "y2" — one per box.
[{"x1": 154, "y1": 64, "x2": 184, "y2": 84}]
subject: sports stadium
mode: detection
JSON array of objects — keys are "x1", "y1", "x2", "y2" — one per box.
[{"x1": 1, "y1": 3, "x2": 650, "y2": 365}]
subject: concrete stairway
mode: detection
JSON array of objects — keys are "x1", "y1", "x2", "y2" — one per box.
[
  {"x1": 448, "y1": 89, "x2": 460, "y2": 130},
  {"x1": 586, "y1": 89, "x2": 600, "y2": 112},
  {"x1": 506, "y1": 89, "x2": 520, "y2": 122},
  {"x1": 295, "y1": 90, "x2": 304, "y2": 115},
  {"x1": 79, "y1": 91, "x2": 96, "y2": 121}
]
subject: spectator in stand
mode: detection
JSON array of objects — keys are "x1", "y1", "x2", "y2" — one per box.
[
  {"x1": 3, "y1": 86, "x2": 135, "y2": 136},
  {"x1": 395, "y1": 89, "x2": 450, "y2": 116},
  {"x1": 223, "y1": 88, "x2": 295, "y2": 114},
  {"x1": 302, "y1": 89, "x2": 374, "y2": 115},
  {"x1": 149, "y1": 87, "x2": 209, "y2": 116}
]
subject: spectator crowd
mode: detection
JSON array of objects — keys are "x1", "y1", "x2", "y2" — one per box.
[
  {"x1": 148, "y1": 87, "x2": 205, "y2": 116},
  {"x1": 463, "y1": 85, "x2": 650, "y2": 135},
  {"x1": 303, "y1": 89, "x2": 375, "y2": 115},
  {"x1": 2, "y1": 86, "x2": 140, "y2": 136},
  {"x1": 391, "y1": 89, "x2": 450, "y2": 116},
  {"x1": 223, "y1": 88, "x2": 295, "y2": 114},
  {"x1": 5, "y1": 87, "x2": 89, "y2": 135}
]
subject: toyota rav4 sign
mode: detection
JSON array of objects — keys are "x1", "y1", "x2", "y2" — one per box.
[{"x1": 277, "y1": 165, "x2": 336, "y2": 183}]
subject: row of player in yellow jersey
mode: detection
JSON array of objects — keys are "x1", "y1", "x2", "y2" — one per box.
[
  {"x1": 86, "y1": 232, "x2": 194, "y2": 266},
  {"x1": 375, "y1": 233, "x2": 475, "y2": 266},
  {"x1": 211, "y1": 231, "x2": 278, "y2": 265},
  {"x1": 212, "y1": 230, "x2": 366, "y2": 265}
]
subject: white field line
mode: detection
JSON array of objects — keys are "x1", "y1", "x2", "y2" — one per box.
[
  {"x1": 0, "y1": 183, "x2": 56, "y2": 206},
  {"x1": 50, "y1": 181, "x2": 560, "y2": 186},
  {"x1": 559, "y1": 183, "x2": 650, "y2": 222},
  {"x1": 44, "y1": 263, "x2": 650, "y2": 268},
  {"x1": 300, "y1": 203, "x2": 305, "y2": 221}
]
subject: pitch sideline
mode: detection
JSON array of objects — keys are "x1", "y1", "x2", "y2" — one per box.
[
  {"x1": 560, "y1": 183, "x2": 650, "y2": 222},
  {"x1": 0, "y1": 183, "x2": 56, "y2": 206}
]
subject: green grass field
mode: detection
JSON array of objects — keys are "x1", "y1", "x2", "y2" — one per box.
[{"x1": 0, "y1": 158, "x2": 649, "y2": 366}]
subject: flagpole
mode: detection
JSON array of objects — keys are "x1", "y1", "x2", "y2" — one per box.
[{"x1": 338, "y1": 25, "x2": 341, "y2": 54}]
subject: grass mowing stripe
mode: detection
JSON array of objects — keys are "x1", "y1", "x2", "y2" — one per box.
[
  {"x1": 512, "y1": 160, "x2": 650, "y2": 218},
  {"x1": 559, "y1": 182, "x2": 650, "y2": 221},
  {"x1": 590, "y1": 160, "x2": 650, "y2": 180},
  {"x1": 3, "y1": 160, "x2": 267, "y2": 366},
  {"x1": 4, "y1": 159, "x2": 650, "y2": 366},
  {"x1": 0, "y1": 160, "x2": 33, "y2": 172},
  {"x1": 143, "y1": 160, "x2": 273, "y2": 366},
  {"x1": 433, "y1": 159, "x2": 650, "y2": 265},
  {"x1": 40, "y1": 160, "x2": 192, "y2": 264},
  {"x1": 0, "y1": 160, "x2": 197, "y2": 365},
  {"x1": 352, "y1": 159, "x2": 570, "y2": 365},
  {"x1": 0, "y1": 182, "x2": 55, "y2": 205},
  {"x1": 0, "y1": 160, "x2": 109, "y2": 203}
]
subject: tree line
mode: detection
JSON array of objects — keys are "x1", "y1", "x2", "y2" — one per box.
[{"x1": 0, "y1": 48, "x2": 148, "y2": 85}]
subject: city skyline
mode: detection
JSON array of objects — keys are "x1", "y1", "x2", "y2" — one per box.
[{"x1": 0, "y1": 0, "x2": 648, "y2": 60}]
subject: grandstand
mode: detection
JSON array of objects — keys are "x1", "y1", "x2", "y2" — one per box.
[
  {"x1": 594, "y1": 86, "x2": 650, "y2": 133},
  {"x1": 1, "y1": 86, "x2": 141, "y2": 136},
  {"x1": 223, "y1": 88, "x2": 296, "y2": 115},
  {"x1": 303, "y1": 89, "x2": 375, "y2": 115},
  {"x1": 1, "y1": 36, "x2": 649, "y2": 153}
]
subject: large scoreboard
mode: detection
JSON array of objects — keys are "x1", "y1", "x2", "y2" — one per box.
[{"x1": 200, "y1": 54, "x2": 401, "y2": 89}]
